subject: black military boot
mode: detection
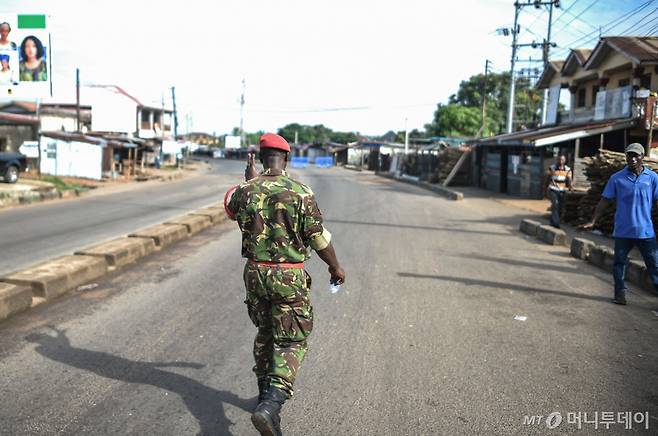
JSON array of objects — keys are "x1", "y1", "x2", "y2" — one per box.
[
  {"x1": 251, "y1": 386, "x2": 289, "y2": 436},
  {"x1": 257, "y1": 377, "x2": 269, "y2": 403}
]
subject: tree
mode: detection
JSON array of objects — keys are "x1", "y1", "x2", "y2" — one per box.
[
  {"x1": 425, "y1": 71, "x2": 543, "y2": 137},
  {"x1": 277, "y1": 123, "x2": 357, "y2": 145},
  {"x1": 425, "y1": 104, "x2": 483, "y2": 137}
]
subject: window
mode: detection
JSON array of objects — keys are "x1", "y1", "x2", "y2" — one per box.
[
  {"x1": 640, "y1": 73, "x2": 651, "y2": 90},
  {"x1": 577, "y1": 88, "x2": 587, "y2": 107},
  {"x1": 618, "y1": 78, "x2": 630, "y2": 87},
  {"x1": 591, "y1": 85, "x2": 599, "y2": 106},
  {"x1": 0, "y1": 137, "x2": 7, "y2": 152},
  {"x1": 140, "y1": 110, "x2": 150, "y2": 129}
]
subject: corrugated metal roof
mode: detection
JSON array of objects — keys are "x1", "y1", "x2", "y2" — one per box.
[
  {"x1": 586, "y1": 36, "x2": 658, "y2": 68},
  {"x1": 0, "y1": 112, "x2": 39, "y2": 125},
  {"x1": 40, "y1": 131, "x2": 138, "y2": 148},
  {"x1": 561, "y1": 49, "x2": 592, "y2": 76},
  {"x1": 476, "y1": 118, "x2": 636, "y2": 147},
  {"x1": 536, "y1": 60, "x2": 565, "y2": 89},
  {"x1": 573, "y1": 48, "x2": 592, "y2": 65}
]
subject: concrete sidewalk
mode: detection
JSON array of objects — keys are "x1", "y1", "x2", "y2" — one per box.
[
  {"x1": 458, "y1": 186, "x2": 641, "y2": 260},
  {"x1": 0, "y1": 160, "x2": 211, "y2": 210}
]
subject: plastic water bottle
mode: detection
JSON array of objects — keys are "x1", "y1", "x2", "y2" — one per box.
[{"x1": 329, "y1": 283, "x2": 341, "y2": 294}]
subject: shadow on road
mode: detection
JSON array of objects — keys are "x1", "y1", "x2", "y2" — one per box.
[
  {"x1": 450, "y1": 253, "x2": 581, "y2": 275},
  {"x1": 397, "y1": 272, "x2": 614, "y2": 304},
  {"x1": 325, "y1": 218, "x2": 508, "y2": 236},
  {"x1": 25, "y1": 327, "x2": 253, "y2": 436}
]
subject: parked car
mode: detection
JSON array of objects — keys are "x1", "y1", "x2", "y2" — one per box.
[{"x1": 0, "y1": 152, "x2": 28, "y2": 183}]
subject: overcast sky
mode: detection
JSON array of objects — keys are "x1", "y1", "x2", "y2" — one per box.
[{"x1": 1, "y1": 0, "x2": 655, "y2": 136}]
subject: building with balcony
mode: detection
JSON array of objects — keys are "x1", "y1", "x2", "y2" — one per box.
[{"x1": 474, "y1": 36, "x2": 658, "y2": 198}]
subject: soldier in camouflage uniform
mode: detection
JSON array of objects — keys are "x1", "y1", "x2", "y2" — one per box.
[{"x1": 225, "y1": 133, "x2": 345, "y2": 436}]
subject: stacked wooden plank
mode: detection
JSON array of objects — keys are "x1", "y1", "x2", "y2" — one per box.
[
  {"x1": 434, "y1": 148, "x2": 471, "y2": 186},
  {"x1": 563, "y1": 150, "x2": 658, "y2": 235},
  {"x1": 561, "y1": 189, "x2": 587, "y2": 223}
]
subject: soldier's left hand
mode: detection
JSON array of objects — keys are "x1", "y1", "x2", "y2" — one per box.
[{"x1": 329, "y1": 265, "x2": 345, "y2": 285}]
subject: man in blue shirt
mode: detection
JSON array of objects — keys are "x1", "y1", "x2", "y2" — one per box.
[{"x1": 581, "y1": 143, "x2": 658, "y2": 305}]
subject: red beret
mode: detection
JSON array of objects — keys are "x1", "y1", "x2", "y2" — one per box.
[{"x1": 259, "y1": 133, "x2": 290, "y2": 152}]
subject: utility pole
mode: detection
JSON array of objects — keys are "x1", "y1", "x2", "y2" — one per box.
[
  {"x1": 75, "y1": 68, "x2": 81, "y2": 132},
  {"x1": 239, "y1": 78, "x2": 246, "y2": 147},
  {"x1": 506, "y1": 3, "x2": 520, "y2": 133},
  {"x1": 505, "y1": 0, "x2": 560, "y2": 132},
  {"x1": 170, "y1": 86, "x2": 178, "y2": 139},
  {"x1": 477, "y1": 59, "x2": 491, "y2": 139},
  {"x1": 541, "y1": 0, "x2": 555, "y2": 125},
  {"x1": 404, "y1": 117, "x2": 409, "y2": 154}
]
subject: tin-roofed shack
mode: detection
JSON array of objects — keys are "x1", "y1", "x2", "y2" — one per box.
[{"x1": 39, "y1": 131, "x2": 139, "y2": 180}]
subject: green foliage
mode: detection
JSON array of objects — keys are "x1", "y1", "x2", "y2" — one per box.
[
  {"x1": 41, "y1": 175, "x2": 86, "y2": 192},
  {"x1": 277, "y1": 123, "x2": 358, "y2": 145},
  {"x1": 425, "y1": 104, "x2": 483, "y2": 137},
  {"x1": 425, "y1": 71, "x2": 543, "y2": 137}
]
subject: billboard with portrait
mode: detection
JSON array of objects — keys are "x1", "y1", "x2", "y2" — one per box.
[{"x1": 0, "y1": 14, "x2": 51, "y2": 99}]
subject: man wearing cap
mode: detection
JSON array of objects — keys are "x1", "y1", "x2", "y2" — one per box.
[
  {"x1": 581, "y1": 143, "x2": 658, "y2": 305},
  {"x1": 225, "y1": 133, "x2": 345, "y2": 435}
]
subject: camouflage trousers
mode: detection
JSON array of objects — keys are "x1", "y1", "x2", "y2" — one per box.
[{"x1": 243, "y1": 262, "x2": 313, "y2": 397}]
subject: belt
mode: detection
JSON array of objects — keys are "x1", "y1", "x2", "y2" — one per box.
[{"x1": 247, "y1": 259, "x2": 305, "y2": 269}]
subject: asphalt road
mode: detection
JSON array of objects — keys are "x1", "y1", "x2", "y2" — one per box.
[
  {"x1": 0, "y1": 159, "x2": 245, "y2": 276},
  {"x1": 0, "y1": 167, "x2": 657, "y2": 435}
]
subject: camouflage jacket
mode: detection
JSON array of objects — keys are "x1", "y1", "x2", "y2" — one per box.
[{"x1": 226, "y1": 168, "x2": 331, "y2": 262}]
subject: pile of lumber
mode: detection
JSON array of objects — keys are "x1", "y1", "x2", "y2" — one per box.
[
  {"x1": 561, "y1": 189, "x2": 587, "y2": 223},
  {"x1": 563, "y1": 150, "x2": 658, "y2": 234},
  {"x1": 433, "y1": 148, "x2": 471, "y2": 186}
]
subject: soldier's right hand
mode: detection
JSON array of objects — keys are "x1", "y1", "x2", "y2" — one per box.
[{"x1": 245, "y1": 152, "x2": 258, "y2": 181}]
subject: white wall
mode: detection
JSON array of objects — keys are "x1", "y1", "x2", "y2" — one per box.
[
  {"x1": 40, "y1": 137, "x2": 103, "y2": 180},
  {"x1": 41, "y1": 115, "x2": 77, "y2": 132}
]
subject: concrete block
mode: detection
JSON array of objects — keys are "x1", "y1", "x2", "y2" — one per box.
[
  {"x1": 570, "y1": 237, "x2": 595, "y2": 260},
  {"x1": 424, "y1": 183, "x2": 464, "y2": 201},
  {"x1": 588, "y1": 246, "x2": 615, "y2": 273},
  {"x1": 519, "y1": 219, "x2": 541, "y2": 237},
  {"x1": 190, "y1": 207, "x2": 227, "y2": 224},
  {"x1": 75, "y1": 237, "x2": 156, "y2": 269},
  {"x1": 0, "y1": 255, "x2": 108, "y2": 300},
  {"x1": 537, "y1": 225, "x2": 567, "y2": 245},
  {"x1": 164, "y1": 214, "x2": 212, "y2": 235},
  {"x1": 129, "y1": 223, "x2": 188, "y2": 248},
  {"x1": 0, "y1": 282, "x2": 32, "y2": 321}
]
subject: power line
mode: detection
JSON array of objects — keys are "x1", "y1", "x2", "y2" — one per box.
[
  {"x1": 553, "y1": 0, "x2": 581, "y2": 24},
  {"x1": 553, "y1": 0, "x2": 600, "y2": 35},
  {"x1": 645, "y1": 22, "x2": 658, "y2": 35},
  {"x1": 559, "y1": 6, "x2": 601, "y2": 32},
  {"x1": 551, "y1": 0, "x2": 656, "y2": 57},
  {"x1": 619, "y1": 8, "x2": 658, "y2": 35},
  {"x1": 556, "y1": 0, "x2": 655, "y2": 49}
]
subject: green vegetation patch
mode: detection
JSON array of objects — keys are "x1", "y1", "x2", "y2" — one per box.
[{"x1": 41, "y1": 176, "x2": 88, "y2": 192}]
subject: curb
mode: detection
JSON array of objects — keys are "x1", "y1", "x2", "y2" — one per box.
[
  {"x1": 164, "y1": 214, "x2": 213, "y2": 235},
  {"x1": 0, "y1": 255, "x2": 109, "y2": 301},
  {"x1": 519, "y1": 219, "x2": 657, "y2": 295},
  {"x1": 0, "y1": 188, "x2": 83, "y2": 209},
  {"x1": 75, "y1": 237, "x2": 157, "y2": 270},
  {"x1": 0, "y1": 202, "x2": 228, "y2": 322},
  {"x1": 375, "y1": 172, "x2": 464, "y2": 201}
]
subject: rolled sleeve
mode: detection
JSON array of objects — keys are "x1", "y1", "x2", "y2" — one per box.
[
  {"x1": 301, "y1": 193, "x2": 330, "y2": 250},
  {"x1": 309, "y1": 227, "x2": 332, "y2": 251},
  {"x1": 225, "y1": 185, "x2": 240, "y2": 220}
]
